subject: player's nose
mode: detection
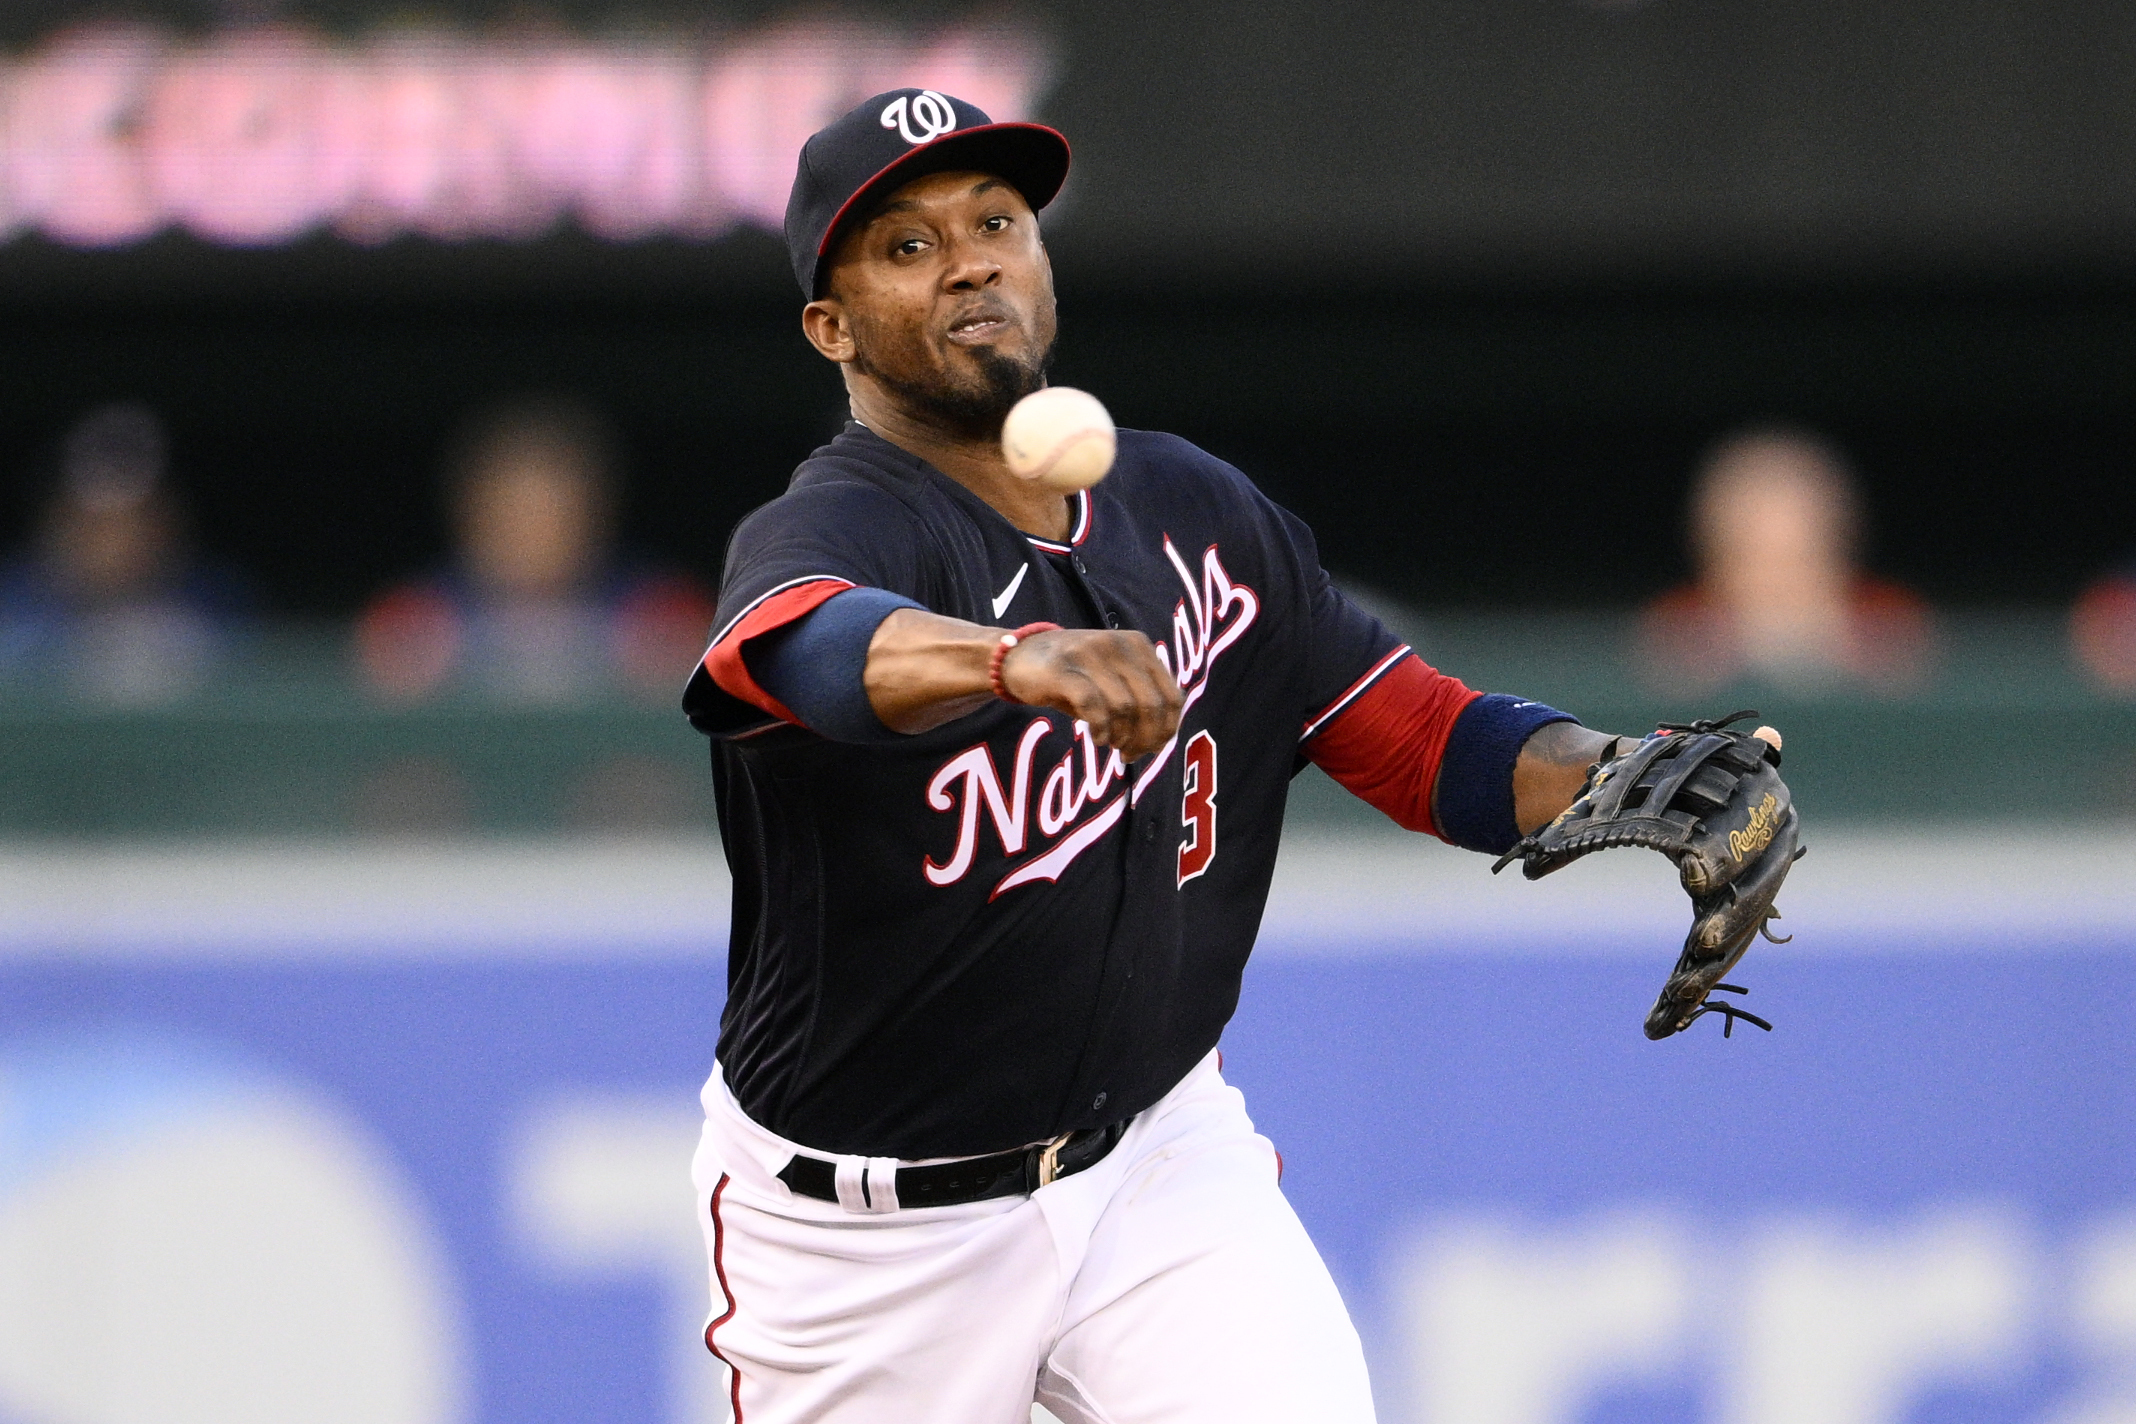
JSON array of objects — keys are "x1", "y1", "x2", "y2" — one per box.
[{"x1": 941, "y1": 239, "x2": 1002, "y2": 290}]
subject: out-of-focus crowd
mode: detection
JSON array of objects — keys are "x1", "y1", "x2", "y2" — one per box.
[
  {"x1": 0, "y1": 398, "x2": 716, "y2": 708},
  {"x1": 1634, "y1": 428, "x2": 1941, "y2": 695},
  {"x1": 1636, "y1": 426, "x2": 2130, "y2": 696},
  {"x1": 351, "y1": 400, "x2": 713, "y2": 706},
  {"x1": 2, "y1": 404, "x2": 2132, "y2": 707}
]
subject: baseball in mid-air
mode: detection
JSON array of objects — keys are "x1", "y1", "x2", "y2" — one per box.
[{"x1": 1002, "y1": 386, "x2": 1116, "y2": 491}]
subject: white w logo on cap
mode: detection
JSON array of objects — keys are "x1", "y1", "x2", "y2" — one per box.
[{"x1": 880, "y1": 90, "x2": 957, "y2": 145}]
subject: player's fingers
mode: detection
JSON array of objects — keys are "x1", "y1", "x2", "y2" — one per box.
[
  {"x1": 1115, "y1": 635, "x2": 1182, "y2": 752},
  {"x1": 1121, "y1": 654, "x2": 1182, "y2": 756},
  {"x1": 1149, "y1": 654, "x2": 1185, "y2": 727},
  {"x1": 1105, "y1": 698, "x2": 1158, "y2": 759},
  {"x1": 1026, "y1": 633, "x2": 1179, "y2": 759},
  {"x1": 1094, "y1": 670, "x2": 1166, "y2": 757},
  {"x1": 1041, "y1": 652, "x2": 1122, "y2": 743},
  {"x1": 1753, "y1": 725, "x2": 1783, "y2": 750},
  {"x1": 1013, "y1": 635, "x2": 1112, "y2": 729},
  {"x1": 1106, "y1": 642, "x2": 1179, "y2": 758},
  {"x1": 1045, "y1": 636, "x2": 1135, "y2": 751},
  {"x1": 1089, "y1": 664, "x2": 1152, "y2": 755}
]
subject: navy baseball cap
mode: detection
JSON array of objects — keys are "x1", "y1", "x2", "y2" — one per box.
[{"x1": 784, "y1": 88, "x2": 1070, "y2": 299}]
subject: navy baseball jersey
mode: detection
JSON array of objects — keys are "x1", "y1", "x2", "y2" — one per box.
[{"x1": 686, "y1": 422, "x2": 1432, "y2": 1160}]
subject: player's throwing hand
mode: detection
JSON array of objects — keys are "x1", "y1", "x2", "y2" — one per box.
[
  {"x1": 860, "y1": 608, "x2": 1183, "y2": 757},
  {"x1": 998, "y1": 627, "x2": 1183, "y2": 759}
]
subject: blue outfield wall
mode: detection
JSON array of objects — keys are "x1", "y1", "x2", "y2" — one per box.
[{"x1": 0, "y1": 901, "x2": 2132, "y2": 1423}]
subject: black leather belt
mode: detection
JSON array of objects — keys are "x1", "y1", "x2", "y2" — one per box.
[{"x1": 778, "y1": 1121, "x2": 1130, "y2": 1209}]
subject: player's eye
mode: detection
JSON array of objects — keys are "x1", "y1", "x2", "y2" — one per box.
[
  {"x1": 980, "y1": 215, "x2": 1011, "y2": 233},
  {"x1": 893, "y1": 237, "x2": 929, "y2": 257}
]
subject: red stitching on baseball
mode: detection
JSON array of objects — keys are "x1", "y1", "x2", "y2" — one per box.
[{"x1": 1023, "y1": 428, "x2": 1109, "y2": 482}]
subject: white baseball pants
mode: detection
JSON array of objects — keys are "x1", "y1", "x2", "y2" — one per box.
[{"x1": 691, "y1": 1050, "x2": 1378, "y2": 1424}]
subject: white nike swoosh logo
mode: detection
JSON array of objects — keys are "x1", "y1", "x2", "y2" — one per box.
[{"x1": 991, "y1": 563, "x2": 1029, "y2": 619}]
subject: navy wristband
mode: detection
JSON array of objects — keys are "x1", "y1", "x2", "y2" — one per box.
[
  {"x1": 1435, "y1": 694, "x2": 1579, "y2": 855},
  {"x1": 742, "y1": 587, "x2": 924, "y2": 743}
]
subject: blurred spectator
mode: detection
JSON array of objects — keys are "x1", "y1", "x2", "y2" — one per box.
[
  {"x1": 2070, "y1": 555, "x2": 2136, "y2": 693},
  {"x1": 355, "y1": 399, "x2": 714, "y2": 704},
  {"x1": 0, "y1": 403, "x2": 246, "y2": 705},
  {"x1": 1639, "y1": 428, "x2": 1936, "y2": 694}
]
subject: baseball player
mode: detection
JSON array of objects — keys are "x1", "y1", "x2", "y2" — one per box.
[{"x1": 684, "y1": 89, "x2": 1668, "y2": 1424}]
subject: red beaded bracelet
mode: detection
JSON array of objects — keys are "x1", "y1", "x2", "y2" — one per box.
[{"x1": 988, "y1": 622, "x2": 1062, "y2": 704}]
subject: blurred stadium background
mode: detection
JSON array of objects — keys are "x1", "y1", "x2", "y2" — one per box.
[{"x1": 1, "y1": 2, "x2": 2134, "y2": 1422}]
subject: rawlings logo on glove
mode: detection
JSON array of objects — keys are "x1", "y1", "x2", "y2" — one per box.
[
  {"x1": 1493, "y1": 711, "x2": 1805, "y2": 1040},
  {"x1": 1730, "y1": 793, "x2": 1781, "y2": 862}
]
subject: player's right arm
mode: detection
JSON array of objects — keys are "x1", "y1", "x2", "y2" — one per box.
[
  {"x1": 863, "y1": 609, "x2": 1180, "y2": 757},
  {"x1": 683, "y1": 480, "x2": 1179, "y2": 757}
]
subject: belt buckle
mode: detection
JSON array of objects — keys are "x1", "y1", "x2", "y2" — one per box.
[{"x1": 1034, "y1": 1131, "x2": 1075, "y2": 1187}]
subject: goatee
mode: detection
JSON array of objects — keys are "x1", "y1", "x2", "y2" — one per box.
[{"x1": 857, "y1": 341, "x2": 1052, "y2": 442}]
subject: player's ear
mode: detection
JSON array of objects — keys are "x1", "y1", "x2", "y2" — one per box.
[{"x1": 801, "y1": 298, "x2": 856, "y2": 364}]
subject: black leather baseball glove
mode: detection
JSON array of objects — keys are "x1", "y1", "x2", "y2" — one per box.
[{"x1": 1492, "y1": 711, "x2": 1804, "y2": 1040}]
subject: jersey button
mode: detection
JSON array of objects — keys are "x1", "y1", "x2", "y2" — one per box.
[
  {"x1": 1091, "y1": 1091, "x2": 1108, "y2": 1113},
  {"x1": 1072, "y1": 555, "x2": 1089, "y2": 575},
  {"x1": 1105, "y1": 611, "x2": 1121, "y2": 629}
]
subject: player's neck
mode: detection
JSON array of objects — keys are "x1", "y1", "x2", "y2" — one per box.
[{"x1": 849, "y1": 389, "x2": 1071, "y2": 543}]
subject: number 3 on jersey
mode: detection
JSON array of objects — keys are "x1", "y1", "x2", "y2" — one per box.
[{"x1": 1177, "y1": 730, "x2": 1218, "y2": 886}]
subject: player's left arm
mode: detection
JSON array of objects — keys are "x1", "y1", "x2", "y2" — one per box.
[
  {"x1": 1213, "y1": 454, "x2": 1679, "y2": 848},
  {"x1": 1302, "y1": 654, "x2": 1630, "y2": 852},
  {"x1": 1507, "y1": 721, "x2": 1629, "y2": 834},
  {"x1": 1308, "y1": 664, "x2": 1778, "y2": 850}
]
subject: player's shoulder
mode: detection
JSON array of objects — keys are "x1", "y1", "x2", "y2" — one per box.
[
  {"x1": 761, "y1": 465, "x2": 921, "y2": 520},
  {"x1": 1106, "y1": 429, "x2": 1325, "y2": 572},
  {"x1": 790, "y1": 426, "x2": 933, "y2": 506},
  {"x1": 1112, "y1": 429, "x2": 1263, "y2": 504},
  {"x1": 1115, "y1": 427, "x2": 1239, "y2": 476},
  {"x1": 1109, "y1": 429, "x2": 1296, "y2": 543},
  {"x1": 732, "y1": 435, "x2": 935, "y2": 548}
]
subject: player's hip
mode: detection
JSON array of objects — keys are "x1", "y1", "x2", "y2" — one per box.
[
  {"x1": 693, "y1": 1047, "x2": 1240, "y2": 1228},
  {"x1": 688, "y1": 1050, "x2": 1340, "y2": 1423}
]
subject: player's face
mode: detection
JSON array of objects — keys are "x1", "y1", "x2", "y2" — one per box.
[{"x1": 810, "y1": 170, "x2": 1058, "y2": 436}]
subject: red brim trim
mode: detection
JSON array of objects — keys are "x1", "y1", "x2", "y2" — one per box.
[
  {"x1": 811, "y1": 122, "x2": 1071, "y2": 293},
  {"x1": 700, "y1": 578, "x2": 856, "y2": 727}
]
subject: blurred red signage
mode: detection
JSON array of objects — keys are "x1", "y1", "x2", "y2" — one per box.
[{"x1": 0, "y1": 19, "x2": 1053, "y2": 247}]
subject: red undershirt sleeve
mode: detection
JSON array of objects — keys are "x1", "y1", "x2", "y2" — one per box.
[
  {"x1": 685, "y1": 478, "x2": 934, "y2": 738},
  {"x1": 700, "y1": 577, "x2": 855, "y2": 724},
  {"x1": 1303, "y1": 653, "x2": 1483, "y2": 839}
]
